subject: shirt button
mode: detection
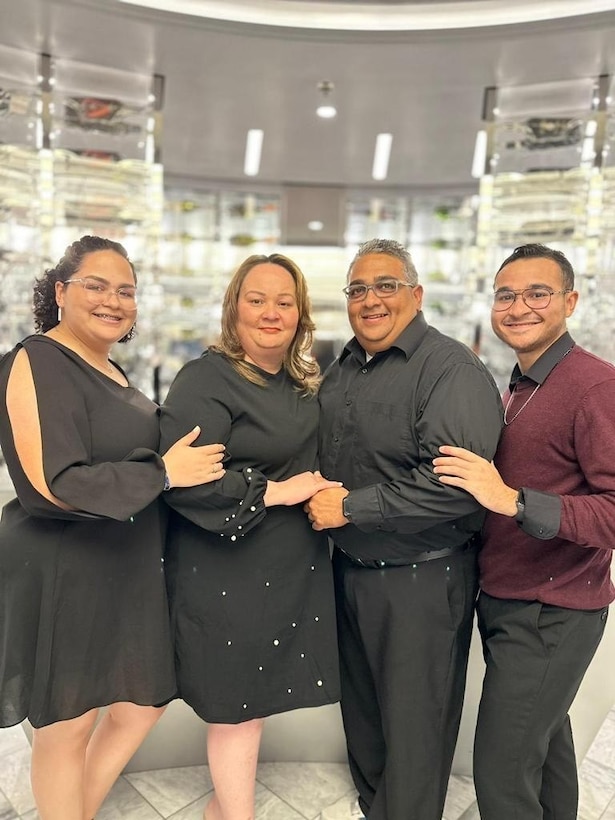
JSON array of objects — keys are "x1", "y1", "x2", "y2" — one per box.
[
  {"x1": 346, "y1": 399, "x2": 352, "y2": 406},
  {"x1": 361, "y1": 368, "x2": 368, "y2": 374}
]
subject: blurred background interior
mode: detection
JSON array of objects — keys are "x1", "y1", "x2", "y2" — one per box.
[
  {"x1": 2, "y1": 1, "x2": 615, "y2": 410},
  {"x1": 1, "y1": 3, "x2": 615, "y2": 803}
]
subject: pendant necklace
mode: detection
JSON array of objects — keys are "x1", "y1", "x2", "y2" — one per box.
[
  {"x1": 504, "y1": 345, "x2": 574, "y2": 425},
  {"x1": 503, "y1": 383, "x2": 540, "y2": 425}
]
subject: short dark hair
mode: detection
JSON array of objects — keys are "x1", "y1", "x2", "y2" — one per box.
[
  {"x1": 32, "y1": 235, "x2": 137, "y2": 342},
  {"x1": 496, "y1": 243, "x2": 575, "y2": 291}
]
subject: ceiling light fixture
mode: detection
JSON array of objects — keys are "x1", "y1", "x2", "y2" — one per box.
[
  {"x1": 244, "y1": 128, "x2": 263, "y2": 176},
  {"x1": 372, "y1": 133, "x2": 393, "y2": 181},
  {"x1": 116, "y1": 1, "x2": 615, "y2": 32},
  {"x1": 580, "y1": 119, "x2": 597, "y2": 164},
  {"x1": 471, "y1": 129, "x2": 488, "y2": 178},
  {"x1": 316, "y1": 80, "x2": 337, "y2": 119}
]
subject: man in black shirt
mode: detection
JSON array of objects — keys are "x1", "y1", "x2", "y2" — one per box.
[{"x1": 306, "y1": 239, "x2": 503, "y2": 820}]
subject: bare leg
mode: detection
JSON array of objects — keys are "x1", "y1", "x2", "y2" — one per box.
[
  {"x1": 31, "y1": 709, "x2": 99, "y2": 820},
  {"x1": 204, "y1": 719, "x2": 264, "y2": 820},
  {"x1": 83, "y1": 702, "x2": 165, "y2": 819}
]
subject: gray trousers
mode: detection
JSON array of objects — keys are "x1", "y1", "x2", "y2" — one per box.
[{"x1": 474, "y1": 592, "x2": 608, "y2": 820}]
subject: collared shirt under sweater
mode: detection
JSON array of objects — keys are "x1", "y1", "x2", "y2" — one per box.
[{"x1": 480, "y1": 331, "x2": 615, "y2": 609}]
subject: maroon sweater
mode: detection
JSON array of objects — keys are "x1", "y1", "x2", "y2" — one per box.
[{"x1": 480, "y1": 341, "x2": 615, "y2": 609}]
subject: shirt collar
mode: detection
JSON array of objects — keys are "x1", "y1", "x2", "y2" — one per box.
[
  {"x1": 509, "y1": 331, "x2": 575, "y2": 390},
  {"x1": 340, "y1": 311, "x2": 429, "y2": 364}
]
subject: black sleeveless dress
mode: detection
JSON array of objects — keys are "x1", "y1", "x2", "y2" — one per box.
[{"x1": 0, "y1": 336, "x2": 175, "y2": 728}]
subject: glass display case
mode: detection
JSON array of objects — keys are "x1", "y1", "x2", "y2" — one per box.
[
  {"x1": 471, "y1": 74, "x2": 615, "y2": 382},
  {"x1": 0, "y1": 44, "x2": 40, "y2": 150},
  {"x1": 345, "y1": 195, "x2": 409, "y2": 246},
  {"x1": 406, "y1": 193, "x2": 480, "y2": 347},
  {"x1": 474, "y1": 169, "x2": 596, "y2": 387},
  {"x1": 0, "y1": 50, "x2": 164, "y2": 397},
  {"x1": 152, "y1": 188, "x2": 283, "y2": 398}
]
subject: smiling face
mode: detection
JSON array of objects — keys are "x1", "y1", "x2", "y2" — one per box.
[
  {"x1": 55, "y1": 250, "x2": 137, "y2": 351},
  {"x1": 491, "y1": 256, "x2": 578, "y2": 371},
  {"x1": 235, "y1": 263, "x2": 300, "y2": 372},
  {"x1": 346, "y1": 253, "x2": 423, "y2": 355}
]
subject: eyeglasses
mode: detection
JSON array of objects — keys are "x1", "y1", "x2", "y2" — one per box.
[
  {"x1": 343, "y1": 279, "x2": 414, "y2": 302},
  {"x1": 492, "y1": 287, "x2": 570, "y2": 312},
  {"x1": 64, "y1": 277, "x2": 138, "y2": 310}
]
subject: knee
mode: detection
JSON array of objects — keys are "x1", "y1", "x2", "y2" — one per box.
[
  {"x1": 208, "y1": 718, "x2": 264, "y2": 741},
  {"x1": 107, "y1": 702, "x2": 166, "y2": 732},
  {"x1": 32, "y1": 709, "x2": 99, "y2": 752}
]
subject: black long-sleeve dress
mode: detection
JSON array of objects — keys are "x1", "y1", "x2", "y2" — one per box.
[
  {"x1": 0, "y1": 336, "x2": 176, "y2": 728},
  {"x1": 160, "y1": 349, "x2": 340, "y2": 724}
]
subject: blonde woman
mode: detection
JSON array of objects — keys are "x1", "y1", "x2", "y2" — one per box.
[{"x1": 160, "y1": 254, "x2": 341, "y2": 820}]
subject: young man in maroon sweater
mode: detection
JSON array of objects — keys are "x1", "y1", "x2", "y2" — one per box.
[{"x1": 433, "y1": 242, "x2": 615, "y2": 820}]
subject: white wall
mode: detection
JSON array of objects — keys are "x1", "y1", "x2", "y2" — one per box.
[{"x1": 125, "y1": 610, "x2": 615, "y2": 774}]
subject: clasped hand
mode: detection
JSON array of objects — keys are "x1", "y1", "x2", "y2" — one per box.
[
  {"x1": 264, "y1": 471, "x2": 342, "y2": 507},
  {"x1": 304, "y1": 486, "x2": 349, "y2": 531}
]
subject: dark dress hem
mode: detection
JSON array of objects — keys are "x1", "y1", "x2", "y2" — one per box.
[
  {"x1": 2, "y1": 687, "x2": 178, "y2": 730},
  {"x1": 182, "y1": 691, "x2": 340, "y2": 725}
]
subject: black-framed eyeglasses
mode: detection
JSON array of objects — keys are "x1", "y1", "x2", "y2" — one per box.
[
  {"x1": 342, "y1": 279, "x2": 415, "y2": 302},
  {"x1": 64, "y1": 277, "x2": 138, "y2": 310},
  {"x1": 492, "y1": 287, "x2": 570, "y2": 312}
]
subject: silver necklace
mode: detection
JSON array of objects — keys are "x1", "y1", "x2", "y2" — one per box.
[
  {"x1": 503, "y1": 383, "x2": 540, "y2": 425},
  {"x1": 503, "y1": 345, "x2": 574, "y2": 425}
]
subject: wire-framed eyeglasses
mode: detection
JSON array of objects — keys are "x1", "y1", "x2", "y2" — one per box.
[
  {"x1": 492, "y1": 287, "x2": 570, "y2": 312},
  {"x1": 64, "y1": 277, "x2": 138, "y2": 310},
  {"x1": 343, "y1": 279, "x2": 414, "y2": 302}
]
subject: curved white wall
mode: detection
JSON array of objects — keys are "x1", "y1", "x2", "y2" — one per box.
[{"x1": 125, "y1": 609, "x2": 615, "y2": 774}]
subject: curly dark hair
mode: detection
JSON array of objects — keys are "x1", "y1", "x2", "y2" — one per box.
[{"x1": 32, "y1": 235, "x2": 137, "y2": 342}]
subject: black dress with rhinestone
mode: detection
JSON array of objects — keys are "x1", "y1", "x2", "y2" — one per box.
[{"x1": 160, "y1": 350, "x2": 340, "y2": 724}]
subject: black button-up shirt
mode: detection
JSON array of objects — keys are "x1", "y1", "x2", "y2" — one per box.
[{"x1": 318, "y1": 312, "x2": 504, "y2": 563}]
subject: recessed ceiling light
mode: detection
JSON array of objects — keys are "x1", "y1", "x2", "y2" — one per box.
[
  {"x1": 244, "y1": 128, "x2": 263, "y2": 176},
  {"x1": 471, "y1": 129, "x2": 488, "y2": 178},
  {"x1": 308, "y1": 220, "x2": 324, "y2": 231},
  {"x1": 316, "y1": 105, "x2": 337, "y2": 119},
  {"x1": 316, "y1": 80, "x2": 337, "y2": 119},
  {"x1": 372, "y1": 133, "x2": 392, "y2": 181}
]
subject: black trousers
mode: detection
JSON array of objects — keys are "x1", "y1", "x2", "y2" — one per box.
[
  {"x1": 332, "y1": 544, "x2": 478, "y2": 820},
  {"x1": 474, "y1": 592, "x2": 609, "y2": 820}
]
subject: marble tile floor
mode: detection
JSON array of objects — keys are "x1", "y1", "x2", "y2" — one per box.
[{"x1": 1, "y1": 708, "x2": 615, "y2": 819}]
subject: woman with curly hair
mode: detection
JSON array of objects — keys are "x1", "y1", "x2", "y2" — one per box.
[
  {"x1": 160, "y1": 254, "x2": 341, "y2": 820},
  {"x1": 0, "y1": 235, "x2": 226, "y2": 820}
]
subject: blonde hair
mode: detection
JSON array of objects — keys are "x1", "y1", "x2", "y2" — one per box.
[{"x1": 211, "y1": 253, "x2": 320, "y2": 395}]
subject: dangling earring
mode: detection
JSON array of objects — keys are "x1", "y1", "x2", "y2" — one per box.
[{"x1": 57, "y1": 306, "x2": 62, "y2": 323}]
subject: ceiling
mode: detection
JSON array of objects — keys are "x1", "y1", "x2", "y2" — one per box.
[{"x1": 3, "y1": 0, "x2": 615, "y2": 193}]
